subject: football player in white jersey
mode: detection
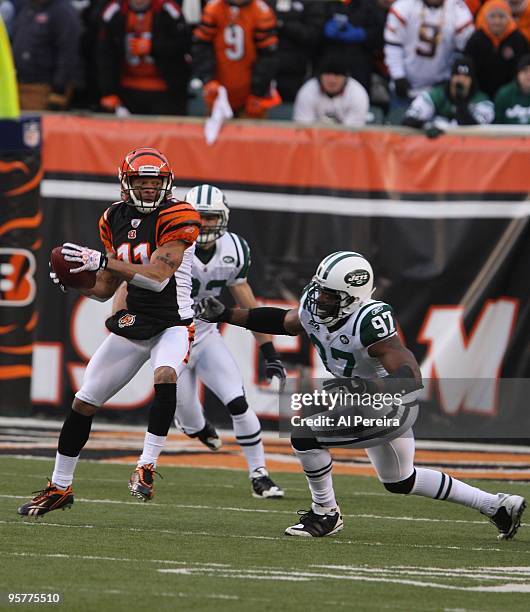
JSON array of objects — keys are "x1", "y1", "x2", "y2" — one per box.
[
  {"x1": 175, "y1": 184, "x2": 285, "y2": 498},
  {"x1": 197, "y1": 252, "x2": 526, "y2": 538},
  {"x1": 384, "y1": 0, "x2": 475, "y2": 97}
]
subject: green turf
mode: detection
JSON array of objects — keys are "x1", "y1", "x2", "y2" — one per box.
[{"x1": 1, "y1": 457, "x2": 529, "y2": 611}]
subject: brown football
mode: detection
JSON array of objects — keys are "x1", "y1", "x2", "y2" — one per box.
[{"x1": 50, "y1": 246, "x2": 97, "y2": 289}]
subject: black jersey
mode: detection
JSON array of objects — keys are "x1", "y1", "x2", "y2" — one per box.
[{"x1": 99, "y1": 199, "x2": 201, "y2": 325}]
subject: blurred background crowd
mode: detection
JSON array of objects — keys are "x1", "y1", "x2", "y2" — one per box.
[{"x1": 2, "y1": 0, "x2": 530, "y2": 129}]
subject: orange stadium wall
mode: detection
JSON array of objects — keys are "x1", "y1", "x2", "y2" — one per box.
[{"x1": 20, "y1": 115, "x2": 530, "y2": 439}]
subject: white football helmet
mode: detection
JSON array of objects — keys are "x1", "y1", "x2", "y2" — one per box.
[
  {"x1": 185, "y1": 184, "x2": 229, "y2": 245},
  {"x1": 306, "y1": 252, "x2": 375, "y2": 326}
]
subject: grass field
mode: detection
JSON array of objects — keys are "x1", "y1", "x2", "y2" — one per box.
[{"x1": 1, "y1": 456, "x2": 530, "y2": 611}]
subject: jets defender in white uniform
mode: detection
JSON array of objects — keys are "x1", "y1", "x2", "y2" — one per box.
[
  {"x1": 176, "y1": 184, "x2": 285, "y2": 499},
  {"x1": 197, "y1": 252, "x2": 526, "y2": 538}
]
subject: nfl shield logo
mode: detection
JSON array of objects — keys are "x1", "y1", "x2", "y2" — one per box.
[
  {"x1": 131, "y1": 219, "x2": 141, "y2": 228},
  {"x1": 128, "y1": 230, "x2": 136, "y2": 239},
  {"x1": 23, "y1": 121, "x2": 41, "y2": 148}
]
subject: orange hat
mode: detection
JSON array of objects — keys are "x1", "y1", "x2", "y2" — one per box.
[{"x1": 476, "y1": 0, "x2": 518, "y2": 47}]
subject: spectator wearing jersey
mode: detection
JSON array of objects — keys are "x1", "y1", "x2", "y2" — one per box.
[
  {"x1": 494, "y1": 52, "x2": 530, "y2": 121},
  {"x1": 322, "y1": 0, "x2": 385, "y2": 92},
  {"x1": 269, "y1": 0, "x2": 326, "y2": 103},
  {"x1": 465, "y1": 0, "x2": 528, "y2": 98},
  {"x1": 293, "y1": 55, "x2": 370, "y2": 127},
  {"x1": 10, "y1": 0, "x2": 82, "y2": 110},
  {"x1": 384, "y1": 0, "x2": 474, "y2": 106},
  {"x1": 97, "y1": 0, "x2": 190, "y2": 115},
  {"x1": 193, "y1": 0, "x2": 279, "y2": 118},
  {"x1": 508, "y1": 0, "x2": 530, "y2": 44},
  {"x1": 402, "y1": 56, "x2": 494, "y2": 134}
]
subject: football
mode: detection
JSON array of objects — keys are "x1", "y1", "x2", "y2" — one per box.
[{"x1": 50, "y1": 246, "x2": 97, "y2": 289}]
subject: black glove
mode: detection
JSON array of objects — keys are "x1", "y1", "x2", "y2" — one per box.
[
  {"x1": 260, "y1": 342, "x2": 287, "y2": 390},
  {"x1": 425, "y1": 124, "x2": 445, "y2": 139},
  {"x1": 49, "y1": 262, "x2": 66, "y2": 293},
  {"x1": 394, "y1": 77, "x2": 411, "y2": 99},
  {"x1": 195, "y1": 296, "x2": 231, "y2": 322}
]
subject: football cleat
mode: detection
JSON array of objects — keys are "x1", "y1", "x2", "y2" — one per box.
[
  {"x1": 17, "y1": 480, "x2": 74, "y2": 517},
  {"x1": 285, "y1": 503, "x2": 343, "y2": 537},
  {"x1": 188, "y1": 421, "x2": 222, "y2": 451},
  {"x1": 488, "y1": 493, "x2": 526, "y2": 540},
  {"x1": 128, "y1": 463, "x2": 160, "y2": 501},
  {"x1": 250, "y1": 467, "x2": 284, "y2": 499}
]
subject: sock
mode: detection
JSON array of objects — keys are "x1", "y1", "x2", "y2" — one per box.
[
  {"x1": 58, "y1": 409, "x2": 93, "y2": 458},
  {"x1": 294, "y1": 447, "x2": 337, "y2": 510},
  {"x1": 147, "y1": 383, "x2": 177, "y2": 437},
  {"x1": 411, "y1": 468, "x2": 499, "y2": 515},
  {"x1": 52, "y1": 452, "x2": 79, "y2": 489},
  {"x1": 138, "y1": 432, "x2": 166, "y2": 468},
  {"x1": 231, "y1": 410, "x2": 265, "y2": 475}
]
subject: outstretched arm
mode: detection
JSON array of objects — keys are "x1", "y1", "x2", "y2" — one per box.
[{"x1": 197, "y1": 296, "x2": 303, "y2": 336}]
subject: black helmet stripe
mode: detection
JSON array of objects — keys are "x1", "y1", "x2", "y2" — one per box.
[
  {"x1": 207, "y1": 184, "x2": 213, "y2": 204},
  {"x1": 321, "y1": 252, "x2": 362, "y2": 280}
]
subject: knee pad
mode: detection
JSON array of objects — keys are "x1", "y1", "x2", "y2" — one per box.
[
  {"x1": 383, "y1": 469, "x2": 416, "y2": 494},
  {"x1": 226, "y1": 396, "x2": 248, "y2": 416},
  {"x1": 291, "y1": 431, "x2": 321, "y2": 452}
]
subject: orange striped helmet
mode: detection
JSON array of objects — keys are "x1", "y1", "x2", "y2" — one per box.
[{"x1": 119, "y1": 147, "x2": 174, "y2": 214}]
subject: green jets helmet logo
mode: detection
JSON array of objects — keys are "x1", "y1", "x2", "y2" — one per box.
[{"x1": 344, "y1": 269, "x2": 370, "y2": 287}]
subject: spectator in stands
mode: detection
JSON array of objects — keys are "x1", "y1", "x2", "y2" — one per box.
[
  {"x1": 10, "y1": 0, "x2": 82, "y2": 110},
  {"x1": 494, "y1": 52, "x2": 530, "y2": 121},
  {"x1": 465, "y1": 0, "x2": 528, "y2": 98},
  {"x1": 401, "y1": 56, "x2": 494, "y2": 135},
  {"x1": 193, "y1": 0, "x2": 279, "y2": 118},
  {"x1": 269, "y1": 0, "x2": 326, "y2": 103},
  {"x1": 293, "y1": 55, "x2": 370, "y2": 127},
  {"x1": 322, "y1": 0, "x2": 385, "y2": 93},
  {"x1": 508, "y1": 0, "x2": 530, "y2": 43},
  {"x1": 384, "y1": 0, "x2": 474, "y2": 107},
  {"x1": 97, "y1": 0, "x2": 190, "y2": 116}
]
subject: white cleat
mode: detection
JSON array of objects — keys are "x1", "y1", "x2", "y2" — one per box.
[{"x1": 488, "y1": 494, "x2": 526, "y2": 540}]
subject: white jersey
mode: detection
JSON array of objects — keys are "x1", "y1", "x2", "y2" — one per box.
[
  {"x1": 299, "y1": 297, "x2": 398, "y2": 379},
  {"x1": 293, "y1": 77, "x2": 370, "y2": 128},
  {"x1": 384, "y1": 0, "x2": 474, "y2": 91},
  {"x1": 192, "y1": 232, "x2": 250, "y2": 343}
]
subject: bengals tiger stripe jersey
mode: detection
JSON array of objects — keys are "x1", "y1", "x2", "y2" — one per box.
[
  {"x1": 99, "y1": 199, "x2": 201, "y2": 325},
  {"x1": 194, "y1": 0, "x2": 277, "y2": 110}
]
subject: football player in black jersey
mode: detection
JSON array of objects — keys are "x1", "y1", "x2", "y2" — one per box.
[{"x1": 18, "y1": 148, "x2": 201, "y2": 516}]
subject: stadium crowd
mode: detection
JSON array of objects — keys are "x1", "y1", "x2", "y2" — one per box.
[{"x1": 3, "y1": 0, "x2": 530, "y2": 128}]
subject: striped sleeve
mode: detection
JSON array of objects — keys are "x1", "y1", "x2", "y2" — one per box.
[
  {"x1": 234, "y1": 234, "x2": 251, "y2": 281},
  {"x1": 155, "y1": 203, "x2": 202, "y2": 247},
  {"x1": 254, "y1": 2, "x2": 278, "y2": 49},
  {"x1": 193, "y1": 1, "x2": 218, "y2": 42},
  {"x1": 99, "y1": 208, "x2": 114, "y2": 253}
]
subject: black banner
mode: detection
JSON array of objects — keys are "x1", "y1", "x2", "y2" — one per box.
[{"x1": 25, "y1": 185, "x2": 530, "y2": 439}]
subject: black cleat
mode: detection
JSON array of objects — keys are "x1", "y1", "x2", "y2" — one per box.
[
  {"x1": 488, "y1": 493, "x2": 526, "y2": 540},
  {"x1": 128, "y1": 463, "x2": 160, "y2": 501},
  {"x1": 17, "y1": 480, "x2": 74, "y2": 517},
  {"x1": 285, "y1": 504, "x2": 343, "y2": 537},
  {"x1": 250, "y1": 467, "x2": 284, "y2": 499},
  {"x1": 188, "y1": 421, "x2": 222, "y2": 451}
]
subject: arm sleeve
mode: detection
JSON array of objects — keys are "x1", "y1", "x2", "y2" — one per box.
[
  {"x1": 342, "y1": 81, "x2": 370, "y2": 128},
  {"x1": 293, "y1": 81, "x2": 317, "y2": 124},
  {"x1": 99, "y1": 208, "x2": 114, "y2": 253},
  {"x1": 384, "y1": 7, "x2": 408, "y2": 80},
  {"x1": 155, "y1": 203, "x2": 202, "y2": 246},
  {"x1": 251, "y1": 4, "x2": 279, "y2": 96}
]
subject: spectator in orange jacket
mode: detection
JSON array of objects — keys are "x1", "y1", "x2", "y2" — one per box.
[
  {"x1": 193, "y1": 0, "x2": 279, "y2": 118},
  {"x1": 465, "y1": 0, "x2": 529, "y2": 97}
]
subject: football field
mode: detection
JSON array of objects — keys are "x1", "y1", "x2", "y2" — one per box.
[{"x1": 1, "y1": 456, "x2": 530, "y2": 611}]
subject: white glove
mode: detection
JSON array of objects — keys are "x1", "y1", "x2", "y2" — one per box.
[{"x1": 61, "y1": 242, "x2": 108, "y2": 273}]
